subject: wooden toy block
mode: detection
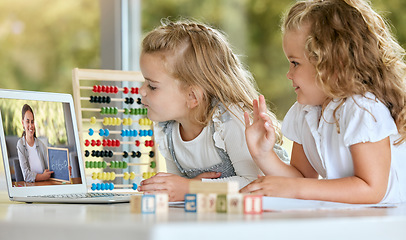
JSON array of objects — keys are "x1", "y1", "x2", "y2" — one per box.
[
  {"x1": 142, "y1": 194, "x2": 156, "y2": 214},
  {"x1": 243, "y1": 195, "x2": 263, "y2": 214},
  {"x1": 130, "y1": 195, "x2": 142, "y2": 213},
  {"x1": 206, "y1": 193, "x2": 217, "y2": 213},
  {"x1": 216, "y1": 194, "x2": 227, "y2": 213},
  {"x1": 189, "y1": 181, "x2": 239, "y2": 194},
  {"x1": 227, "y1": 193, "x2": 243, "y2": 214},
  {"x1": 185, "y1": 194, "x2": 197, "y2": 212},
  {"x1": 155, "y1": 193, "x2": 169, "y2": 214}
]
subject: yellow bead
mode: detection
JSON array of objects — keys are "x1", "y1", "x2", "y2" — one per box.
[
  {"x1": 130, "y1": 172, "x2": 136, "y2": 180},
  {"x1": 123, "y1": 172, "x2": 130, "y2": 180},
  {"x1": 92, "y1": 172, "x2": 97, "y2": 180},
  {"x1": 90, "y1": 116, "x2": 97, "y2": 124}
]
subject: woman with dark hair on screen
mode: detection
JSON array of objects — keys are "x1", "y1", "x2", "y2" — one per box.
[{"x1": 16, "y1": 104, "x2": 53, "y2": 182}]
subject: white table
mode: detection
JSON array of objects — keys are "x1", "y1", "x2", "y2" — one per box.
[{"x1": 1, "y1": 192, "x2": 405, "y2": 240}]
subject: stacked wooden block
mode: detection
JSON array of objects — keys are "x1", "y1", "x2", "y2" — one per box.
[
  {"x1": 184, "y1": 181, "x2": 263, "y2": 214},
  {"x1": 130, "y1": 193, "x2": 169, "y2": 214},
  {"x1": 129, "y1": 181, "x2": 263, "y2": 214}
]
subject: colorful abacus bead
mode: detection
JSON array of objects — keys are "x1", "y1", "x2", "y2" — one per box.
[
  {"x1": 99, "y1": 128, "x2": 110, "y2": 137},
  {"x1": 88, "y1": 128, "x2": 94, "y2": 136},
  {"x1": 121, "y1": 129, "x2": 138, "y2": 137},
  {"x1": 101, "y1": 107, "x2": 118, "y2": 115},
  {"x1": 90, "y1": 116, "x2": 97, "y2": 124},
  {"x1": 110, "y1": 161, "x2": 128, "y2": 169},
  {"x1": 150, "y1": 161, "x2": 156, "y2": 168},
  {"x1": 138, "y1": 118, "x2": 153, "y2": 126},
  {"x1": 139, "y1": 129, "x2": 153, "y2": 137},
  {"x1": 125, "y1": 97, "x2": 134, "y2": 104},
  {"x1": 85, "y1": 161, "x2": 108, "y2": 169},
  {"x1": 131, "y1": 87, "x2": 139, "y2": 94},
  {"x1": 122, "y1": 118, "x2": 133, "y2": 125},
  {"x1": 142, "y1": 172, "x2": 156, "y2": 179}
]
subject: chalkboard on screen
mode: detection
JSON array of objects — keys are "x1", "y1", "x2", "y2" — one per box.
[{"x1": 47, "y1": 147, "x2": 71, "y2": 183}]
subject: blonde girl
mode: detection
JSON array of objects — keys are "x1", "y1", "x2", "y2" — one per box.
[
  {"x1": 137, "y1": 20, "x2": 288, "y2": 201},
  {"x1": 242, "y1": 0, "x2": 406, "y2": 204}
]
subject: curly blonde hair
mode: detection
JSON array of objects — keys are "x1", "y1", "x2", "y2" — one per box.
[
  {"x1": 282, "y1": 0, "x2": 406, "y2": 144},
  {"x1": 141, "y1": 19, "x2": 283, "y2": 144}
]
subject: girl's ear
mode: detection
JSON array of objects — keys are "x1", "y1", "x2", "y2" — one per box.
[{"x1": 186, "y1": 86, "x2": 203, "y2": 109}]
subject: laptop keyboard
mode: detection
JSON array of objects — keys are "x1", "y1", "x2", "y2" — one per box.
[{"x1": 31, "y1": 193, "x2": 129, "y2": 199}]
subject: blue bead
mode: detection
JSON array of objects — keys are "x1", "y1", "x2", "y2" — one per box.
[
  {"x1": 89, "y1": 128, "x2": 94, "y2": 136},
  {"x1": 132, "y1": 183, "x2": 138, "y2": 190},
  {"x1": 132, "y1": 130, "x2": 137, "y2": 137},
  {"x1": 110, "y1": 183, "x2": 115, "y2": 190},
  {"x1": 148, "y1": 130, "x2": 153, "y2": 136},
  {"x1": 96, "y1": 183, "x2": 101, "y2": 190},
  {"x1": 104, "y1": 129, "x2": 110, "y2": 137},
  {"x1": 101, "y1": 183, "x2": 105, "y2": 190},
  {"x1": 99, "y1": 129, "x2": 104, "y2": 136},
  {"x1": 91, "y1": 183, "x2": 96, "y2": 191}
]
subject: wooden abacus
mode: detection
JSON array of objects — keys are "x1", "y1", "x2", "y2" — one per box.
[{"x1": 72, "y1": 68, "x2": 159, "y2": 193}]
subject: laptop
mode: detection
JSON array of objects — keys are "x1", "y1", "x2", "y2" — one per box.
[{"x1": 0, "y1": 89, "x2": 131, "y2": 203}]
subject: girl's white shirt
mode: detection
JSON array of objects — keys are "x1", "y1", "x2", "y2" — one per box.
[
  {"x1": 282, "y1": 92, "x2": 406, "y2": 203},
  {"x1": 154, "y1": 105, "x2": 264, "y2": 189}
]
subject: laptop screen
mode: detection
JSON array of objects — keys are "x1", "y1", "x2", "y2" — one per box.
[{"x1": 0, "y1": 89, "x2": 87, "y2": 197}]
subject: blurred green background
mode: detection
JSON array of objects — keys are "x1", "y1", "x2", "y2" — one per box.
[{"x1": 0, "y1": 0, "x2": 405, "y2": 119}]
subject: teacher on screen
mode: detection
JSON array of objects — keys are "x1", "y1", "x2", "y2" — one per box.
[{"x1": 16, "y1": 104, "x2": 53, "y2": 182}]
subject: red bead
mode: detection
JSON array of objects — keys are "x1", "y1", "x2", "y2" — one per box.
[
  {"x1": 96, "y1": 140, "x2": 101, "y2": 146},
  {"x1": 102, "y1": 140, "x2": 107, "y2": 147},
  {"x1": 114, "y1": 86, "x2": 119, "y2": 94},
  {"x1": 97, "y1": 85, "x2": 102, "y2": 93},
  {"x1": 106, "y1": 86, "x2": 111, "y2": 93},
  {"x1": 149, "y1": 140, "x2": 154, "y2": 147},
  {"x1": 91, "y1": 140, "x2": 96, "y2": 146},
  {"x1": 131, "y1": 87, "x2": 136, "y2": 94},
  {"x1": 92, "y1": 85, "x2": 98, "y2": 93},
  {"x1": 111, "y1": 139, "x2": 116, "y2": 147},
  {"x1": 115, "y1": 140, "x2": 120, "y2": 147},
  {"x1": 85, "y1": 140, "x2": 90, "y2": 147},
  {"x1": 123, "y1": 87, "x2": 129, "y2": 94},
  {"x1": 134, "y1": 87, "x2": 139, "y2": 94},
  {"x1": 135, "y1": 140, "x2": 140, "y2": 147},
  {"x1": 107, "y1": 139, "x2": 112, "y2": 146},
  {"x1": 101, "y1": 85, "x2": 106, "y2": 92}
]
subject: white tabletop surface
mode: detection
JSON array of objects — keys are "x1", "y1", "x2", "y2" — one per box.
[{"x1": 1, "y1": 191, "x2": 406, "y2": 240}]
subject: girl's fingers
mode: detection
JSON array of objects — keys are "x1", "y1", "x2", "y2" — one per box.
[
  {"x1": 258, "y1": 95, "x2": 267, "y2": 114},
  {"x1": 244, "y1": 111, "x2": 251, "y2": 127}
]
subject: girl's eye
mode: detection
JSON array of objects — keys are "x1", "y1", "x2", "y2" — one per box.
[
  {"x1": 291, "y1": 61, "x2": 299, "y2": 67},
  {"x1": 148, "y1": 84, "x2": 157, "y2": 90}
]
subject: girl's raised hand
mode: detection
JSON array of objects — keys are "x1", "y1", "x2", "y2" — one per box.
[{"x1": 244, "y1": 95, "x2": 277, "y2": 163}]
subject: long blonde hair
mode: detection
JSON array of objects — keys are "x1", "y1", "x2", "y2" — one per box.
[
  {"x1": 282, "y1": 0, "x2": 406, "y2": 144},
  {"x1": 142, "y1": 19, "x2": 283, "y2": 144}
]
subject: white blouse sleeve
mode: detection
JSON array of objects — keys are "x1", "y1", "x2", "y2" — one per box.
[
  {"x1": 282, "y1": 102, "x2": 306, "y2": 144},
  {"x1": 203, "y1": 105, "x2": 263, "y2": 188},
  {"x1": 341, "y1": 95, "x2": 398, "y2": 146}
]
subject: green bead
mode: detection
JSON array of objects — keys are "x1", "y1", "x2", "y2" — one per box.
[
  {"x1": 102, "y1": 161, "x2": 107, "y2": 169},
  {"x1": 123, "y1": 161, "x2": 128, "y2": 169},
  {"x1": 150, "y1": 161, "x2": 156, "y2": 168},
  {"x1": 113, "y1": 107, "x2": 118, "y2": 115},
  {"x1": 110, "y1": 161, "x2": 116, "y2": 169},
  {"x1": 124, "y1": 108, "x2": 129, "y2": 114},
  {"x1": 98, "y1": 161, "x2": 102, "y2": 168}
]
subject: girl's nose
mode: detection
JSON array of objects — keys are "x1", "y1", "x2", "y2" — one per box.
[
  {"x1": 139, "y1": 82, "x2": 147, "y2": 97},
  {"x1": 286, "y1": 70, "x2": 293, "y2": 80}
]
